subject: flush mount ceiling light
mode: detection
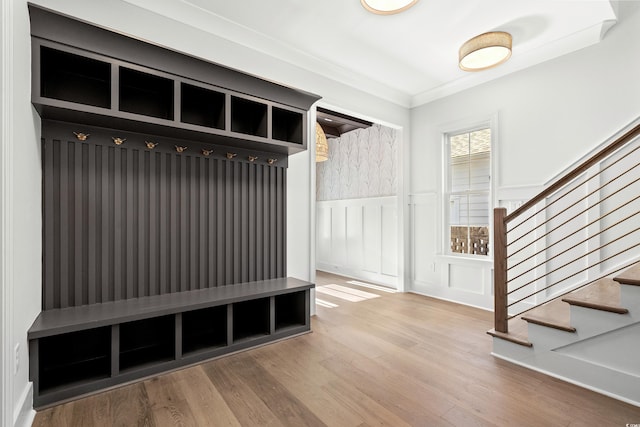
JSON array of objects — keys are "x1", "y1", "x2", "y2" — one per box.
[
  {"x1": 459, "y1": 31, "x2": 512, "y2": 72},
  {"x1": 361, "y1": 0, "x2": 418, "y2": 15},
  {"x1": 316, "y1": 123, "x2": 329, "y2": 162}
]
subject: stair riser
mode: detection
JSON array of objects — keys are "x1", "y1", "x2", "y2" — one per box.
[
  {"x1": 621, "y1": 284, "x2": 640, "y2": 312},
  {"x1": 526, "y1": 323, "x2": 579, "y2": 351},
  {"x1": 491, "y1": 337, "x2": 534, "y2": 360},
  {"x1": 569, "y1": 306, "x2": 635, "y2": 337}
]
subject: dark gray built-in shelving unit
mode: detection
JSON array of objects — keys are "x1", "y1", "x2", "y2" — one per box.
[{"x1": 27, "y1": 4, "x2": 320, "y2": 408}]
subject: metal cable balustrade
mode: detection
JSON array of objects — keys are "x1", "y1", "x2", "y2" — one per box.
[{"x1": 493, "y1": 122, "x2": 640, "y2": 333}]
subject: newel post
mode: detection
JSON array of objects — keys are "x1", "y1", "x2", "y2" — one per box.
[{"x1": 493, "y1": 207, "x2": 508, "y2": 333}]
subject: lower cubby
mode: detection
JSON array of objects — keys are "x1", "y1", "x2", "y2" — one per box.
[
  {"x1": 38, "y1": 327, "x2": 111, "y2": 393},
  {"x1": 233, "y1": 297, "x2": 270, "y2": 342},
  {"x1": 182, "y1": 306, "x2": 228, "y2": 355},
  {"x1": 275, "y1": 291, "x2": 307, "y2": 331},
  {"x1": 119, "y1": 315, "x2": 175, "y2": 372}
]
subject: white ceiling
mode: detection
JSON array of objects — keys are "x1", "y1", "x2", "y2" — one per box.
[{"x1": 124, "y1": 0, "x2": 617, "y2": 107}]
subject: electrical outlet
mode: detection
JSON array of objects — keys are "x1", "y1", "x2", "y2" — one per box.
[{"x1": 14, "y1": 343, "x2": 19, "y2": 375}]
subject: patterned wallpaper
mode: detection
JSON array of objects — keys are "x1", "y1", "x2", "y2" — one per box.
[{"x1": 316, "y1": 123, "x2": 398, "y2": 201}]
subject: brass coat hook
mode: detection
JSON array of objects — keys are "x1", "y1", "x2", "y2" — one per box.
[
  {"x1": 74, "y1": 132, "x2": 89, "y2": 141},
  {"x1": 267, "y1": 158, "x2": 278, "y2": 165},
  {"x1": 145, "y1": 141, "x2": 158, "y2": 149},
  {"x1": 248, "y1": 155, "x2": 258, "y2": 162},
  {"x1": 201, "y1": 148, "x2": 214, "y2": 156},
  {"x1": 112, "y1": 137, "x2": 126, "y2": 145},
  {"x1": 226, "y1": 152, "x2": 237, "y2": 159},
  {"x1": 175, "y1": 145, "x2": 187, "y2": 153}
]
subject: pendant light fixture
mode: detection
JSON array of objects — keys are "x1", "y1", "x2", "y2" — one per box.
[
  {"x1": 459, "y1": 31, "x2": 512, "y2": 72},
  {"x1": 361, "y1": 0, "x2": 418, "y2": 15},
  {"x1": 316, "y1": 123, "x2": 329, "y2": 162}
]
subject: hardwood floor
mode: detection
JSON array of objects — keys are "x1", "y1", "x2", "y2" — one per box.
[{"x1": 33, "y1": 271, "x2": 640, "y2": 426}]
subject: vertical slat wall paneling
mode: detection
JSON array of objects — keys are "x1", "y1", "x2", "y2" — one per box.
[
  {"x1": 198, "y1": 157, "x2": 206, "y2": 290},
  {"x1": 43, "y1": 138, "x2": 54, "y2": 310},
  {"x1": 233, "y1": 162, "x2": 241, "y2": 283},
  {"x1": 170, "y1": 152, "x2": 178, "y2": 294},
  {"x1": 86, "y1": 143, "x2": 95, "y2": 304},
  {"x1": 270, "y1": 166, "x2": 277, "y2": 278},
  {"x1": 125, "y1": 146, "x2": 135, "y2": 299},
  {"x1": 180, "y1": 154, "x2": 188, "y2": 293},
  {"x1": 216, "y1": 159, "x2": 225, "y2": 286},
  {"x1": 148, "y1": 149, "x2": 157, "y2": 296},
  {"x1": 263, "y1": 165, "x2": 270, "y2": 279},
  {"x1": 74, "y1": 142, "x2": 83, "y2": 306},
  {"x1": 241, "y1": 163, "x2": 249, "y2": 283},
  {"x1": 256, "y1": 164, "x2": 263, "y2": 281},
  {"x1": 101, "y1": 144, "x2": 110, "y2": 303},
  {"x1": 189, "y1": 155, "x2": 197, "y2": 291},
  {"x1": 225, "y1": 161, "x2": 233, "y2": 285},
  {"x1": 113, "y1": 145, "x2": 123, "y2": 301},
  {"x1": 59, "y1": 140, "x2": 69, "y2": 308},
  {"x1": 42, "y1": 122, "x2": 288, "y2": 309},
  {"x1": 248, "y1": 163, "x2": 256, "y2": 282}
]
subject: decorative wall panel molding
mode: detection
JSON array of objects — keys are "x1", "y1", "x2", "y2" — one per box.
[
  {"x1": 316, "y1": 197, "x2": 398, "y2": 287},
  {"x1": 316, "y1": 124, "x2": 398, "y2": 201}
]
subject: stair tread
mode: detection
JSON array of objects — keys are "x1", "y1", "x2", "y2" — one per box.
[
  {"x1": 613, "y1": 263, "x2": 640, "y2": 286},
  {"x1": 521, "y1": 298, "x2": 574, "y2": 331},
  {"x1": 561, "y1": 278, "x2": 628, "y2": 313},
  {"x1": 487, "y1": 328, "x2": 533, "y2": 347}
]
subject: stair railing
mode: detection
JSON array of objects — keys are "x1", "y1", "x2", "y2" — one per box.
[{"x1": 494, "y1": 121, "x2": 640, "y2": 333}]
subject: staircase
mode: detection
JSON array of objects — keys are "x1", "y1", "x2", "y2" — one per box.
[{"x1": 489, "y1": 119, "x2": 640, "y2": 406}]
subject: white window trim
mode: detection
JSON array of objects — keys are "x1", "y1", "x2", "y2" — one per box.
[{"x1": 439, "y1": 114, "x2": 499, "y2": 260}]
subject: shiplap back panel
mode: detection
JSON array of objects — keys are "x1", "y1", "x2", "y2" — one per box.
[{"x1": 42, "y1": 123, "x2": 286, "y2": 310}]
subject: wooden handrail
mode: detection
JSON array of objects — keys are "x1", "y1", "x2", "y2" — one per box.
[{"x1": 504, "y1": 123, "x2": 640, "y2": 223}]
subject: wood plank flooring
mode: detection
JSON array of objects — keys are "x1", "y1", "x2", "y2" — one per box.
[{"x1": 33, "y1": 271, "x2": 640, "y2": 426}]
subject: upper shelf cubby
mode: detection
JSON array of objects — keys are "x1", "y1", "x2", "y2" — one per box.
[
  {"x1": 29, "y1": 5, "x2": 321, "y2": 156},
  {"x1": 119, "y1": 67, "x2": 174, "y2": 120},
  {"x1": 180, "y1": 83, "x2": 225, "y2": 130},
  {"x1": 231, "y1": 96, "x2": 268, "y2": 138},
  {"x1": 40, "y1": 46, "x2": 111, "y2": 109}
]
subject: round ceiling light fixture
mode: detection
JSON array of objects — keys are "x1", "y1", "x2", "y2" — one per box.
[
  {"x1": 459, "y1": 31, "x2": 512, "y2": 72},
  {"x1": 360, "y1": 0, "x2": 418, "y2": 15}
]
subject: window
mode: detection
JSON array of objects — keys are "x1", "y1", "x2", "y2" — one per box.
[{"x1": 446, "y1": 128, "x2": 491, "y2": 256}]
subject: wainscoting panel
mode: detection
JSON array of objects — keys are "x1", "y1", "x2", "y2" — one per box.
[
  {"x1": 42, "y1": 122, "x2": 287, "y2": 310},
  {"x1": 317, "y1": 197, "x2": 397, "y2": 287}
]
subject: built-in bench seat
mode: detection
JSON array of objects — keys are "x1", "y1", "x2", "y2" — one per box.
[{"x1": 28, "y1": 277, "x2": 314, "y2": 408}]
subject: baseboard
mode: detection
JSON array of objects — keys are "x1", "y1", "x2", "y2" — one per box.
[
  {"x1": 491, "y1": 352, "x2": 640, "y2": 408},
  {"x1": 316, "y1": 265, "x2": 397, "y2": 288},
  {"x1": 13, "y1": 383, "x2": 35, "y2": 427},
  {"x1": 408, "y1": 288, "x2": 492, "y2": 312}
]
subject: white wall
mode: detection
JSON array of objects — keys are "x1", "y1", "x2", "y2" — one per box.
[
  {"x1": 2, "y1": 1, "x2": 410, "y2": 423},
  {"x1": 409, "y1": 1, "x2": 640, "y2": 309},
  {"x1": 1, "y1": 1, "x2": 43, "y2": 426}
]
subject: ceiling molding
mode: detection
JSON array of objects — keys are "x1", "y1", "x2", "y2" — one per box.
[{"x1": 410, "y1": 19, "x2": 616, "y2": 108}]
